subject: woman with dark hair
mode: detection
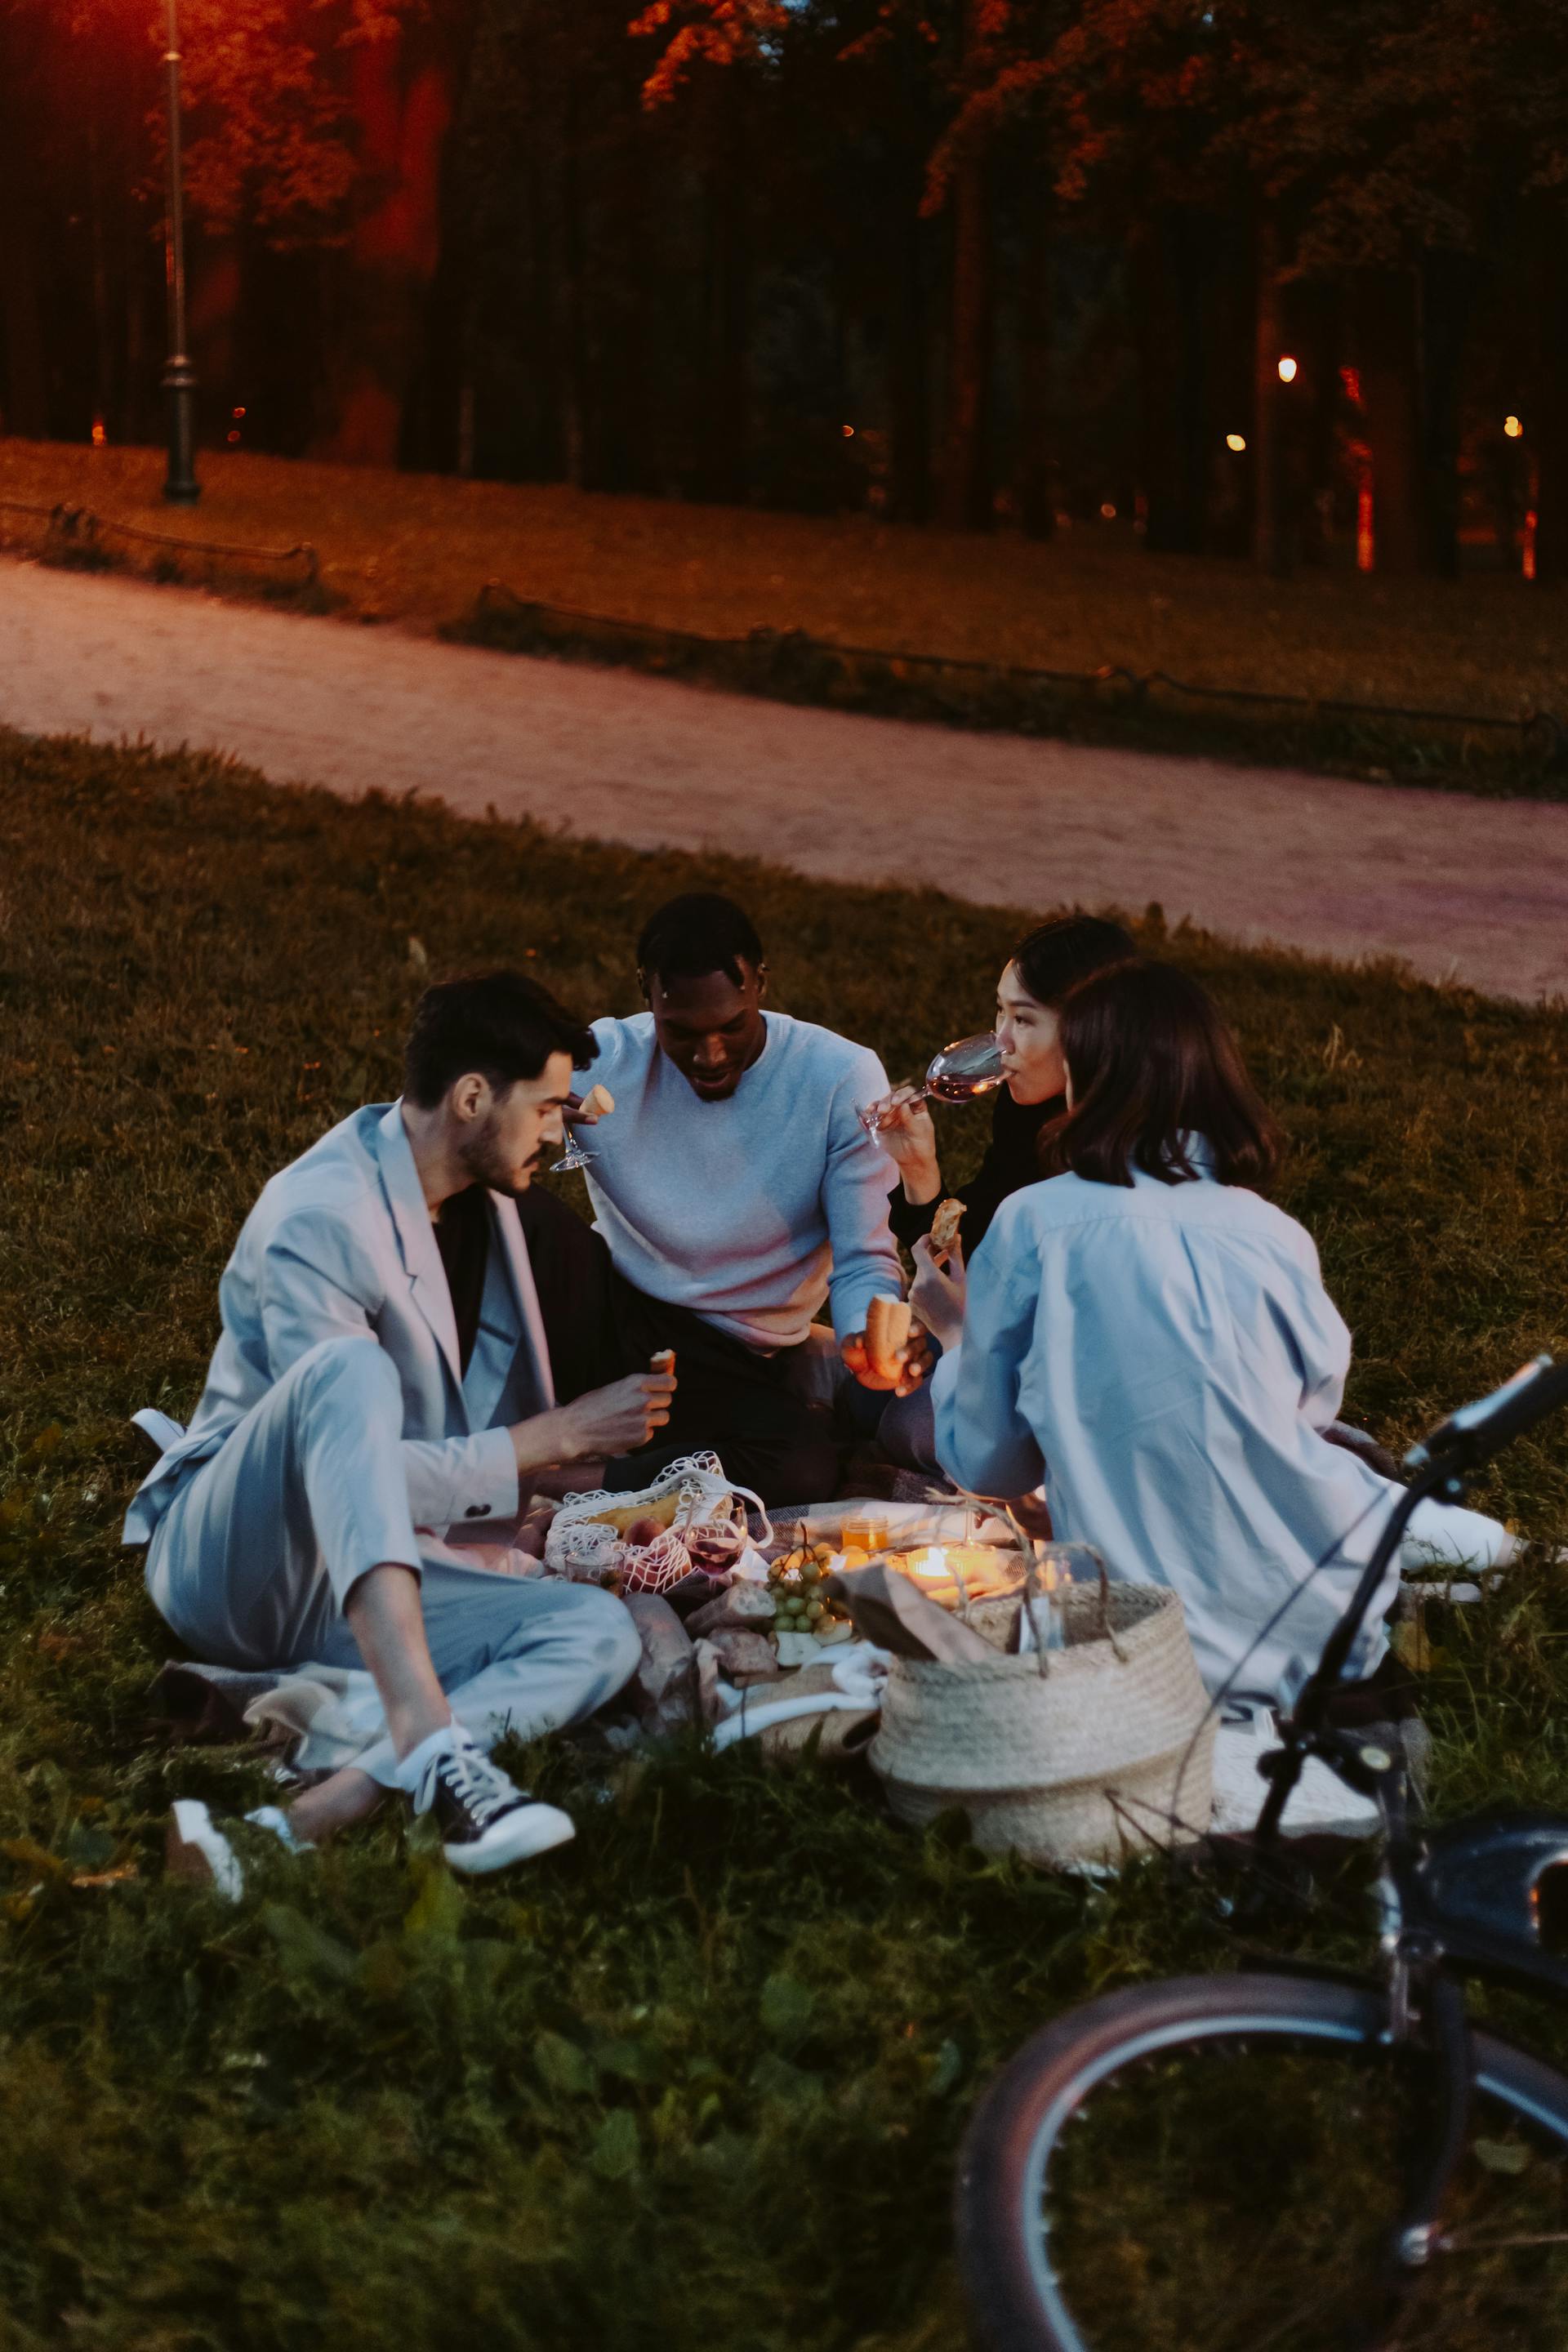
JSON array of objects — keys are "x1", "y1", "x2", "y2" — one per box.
[
  {"x1": 853, "y1": 914, "x2": 1135, "y2": 1472},
  {"x1": 870, "y1": 912, "x2": 1138, "y2": 1262},
  {"x1": 928, "y1": 962, "x2": 1508, "y2": 1704}
]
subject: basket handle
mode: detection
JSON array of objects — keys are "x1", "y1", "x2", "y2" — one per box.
[
  {"x1": 1076, "y1": 1546, "x2": 1128, "y2": 1661},
  {"x1": 1017, "y1": 1560, "x2": 1054, "y2": 1679},
  {"x1": 1018, "y1": 1544, "x2": 1128, "y2": 1670}
]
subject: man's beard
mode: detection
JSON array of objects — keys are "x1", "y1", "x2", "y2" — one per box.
[{"x1": 457, "y1": 1110, "x2": 536, "y2": 1198}]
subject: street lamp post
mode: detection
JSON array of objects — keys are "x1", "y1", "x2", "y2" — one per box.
[{"x1": 160, "y1": 0, "x2": 200, "y2": 503}]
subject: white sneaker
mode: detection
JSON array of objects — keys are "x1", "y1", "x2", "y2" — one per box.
[
  {"x1": 165, "y1": 1798, "x2": 310, "y2": 1902},
  {"x1": 1210, "y1": 1702, "x2": 1383, "y2": 1839},
  {"x1": 403, "y1": 1728, "x2": 575, "y2": 1876}
]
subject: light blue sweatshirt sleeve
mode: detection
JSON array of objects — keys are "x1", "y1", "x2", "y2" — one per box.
[
  {"x1": 932, "y1": 1200, "x2": 1045, "y2": 1497},
  {"x1": 822, "y1": 1053, "x2": 905, "y2": 1341}
]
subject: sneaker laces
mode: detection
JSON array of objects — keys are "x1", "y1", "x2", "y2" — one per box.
[{"x1": 416, "y1": 1736, "x2": 523, "y2": 1827}]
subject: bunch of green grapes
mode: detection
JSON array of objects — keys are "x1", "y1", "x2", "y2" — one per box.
[{"x1": 767, "y1": 1541, "x2": 850, "y2": 1637}]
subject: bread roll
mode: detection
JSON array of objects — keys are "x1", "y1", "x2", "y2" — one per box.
[
  {"x1": 581, "y1": 1492, "x2": 681, "y2": 1535},
  {"x1": 865, "y1": 1294, "x2": 912, "y2": 1382},
  {"x1": 931, "y1": 1197, "x2": 965, "y2": 1254}
]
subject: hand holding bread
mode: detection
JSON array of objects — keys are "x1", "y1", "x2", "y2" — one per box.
[
  {"x1": 841, "y1": 1295, "x2": 931, "y2": 1395},
  {"x1": 929, "y1": 1196, "x2": 965, "y2": 1257},
  {"x1": 864, "y1": 1294, "x2": 912, "y2": 1383}
]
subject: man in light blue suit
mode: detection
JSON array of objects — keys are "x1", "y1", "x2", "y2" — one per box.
[{"x1": 127, "y1": 972, "x2": 672, "y2": 1891}]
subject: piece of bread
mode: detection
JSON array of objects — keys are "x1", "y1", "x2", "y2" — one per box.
[
  {"x1": 865, "y1": 1294, "x2": 912, "y2": 1382},
  {"x1": 581, "y1": 1492, "x2": 682, "y2": 1535},
  {"x1": 650, "y1": 1347, "x2": 676, "y2": 1376},
  {"x1": 930, "y1": 1197, "x2": 966, "y2": 1254},
  {"x1": 582, "y1": 1082, "x2": 615, "y2": 1117}
]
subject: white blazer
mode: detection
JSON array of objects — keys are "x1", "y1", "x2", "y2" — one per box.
[{"x1": 123, "y1": 1102, "x2": 555, "y2": 1547}]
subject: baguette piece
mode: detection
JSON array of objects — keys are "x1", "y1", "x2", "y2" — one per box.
[
  {"x1": 930, "y1": 1196, "x2": 966, "y2": 1254},
  {"x1": 865, "y1": 1294, "x2": 912, "y2": 1382},
  {"x1": 581, "y1": 1492, "x2": 682, "y2": 1535}
]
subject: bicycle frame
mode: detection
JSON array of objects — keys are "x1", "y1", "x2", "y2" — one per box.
[{"x1": 1245, "y1": 1361, "x2": 1568, "y2": 2276}]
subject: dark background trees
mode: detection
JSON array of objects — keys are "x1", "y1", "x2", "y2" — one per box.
[{"x1": 2, "y1": 0, "x2": 1566, "y2": 577}]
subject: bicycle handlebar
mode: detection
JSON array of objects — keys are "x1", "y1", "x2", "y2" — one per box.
[
  {"x1": 1403, "y1": 1352, "x2": 1568, "y2": 1476},
  {"x1": 1257, "y1": 1352, "x2": 1567, "y2": 1847}
]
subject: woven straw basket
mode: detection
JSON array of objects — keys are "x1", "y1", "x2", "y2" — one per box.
[{"x1": 870, "y1": 1577, "x2": 1214, "y2": 1867}]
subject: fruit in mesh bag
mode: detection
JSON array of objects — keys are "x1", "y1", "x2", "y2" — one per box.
[
  {"x1": 581, "y1": 1493, "x2": 682, "y2": 1537},
  {"x1": 617, "y1": 1527, "x2": 692, "y2": 1595}
]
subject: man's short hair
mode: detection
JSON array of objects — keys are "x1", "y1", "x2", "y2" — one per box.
[
  {"x1": 637, "y1": 893, "x2": 764, "y2": 989},
  {"x1": 403, "y1": 970, "x2": 597, "y2": 1108}
]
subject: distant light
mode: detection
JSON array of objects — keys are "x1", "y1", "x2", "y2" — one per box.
[
  {"x1": 1226, "y1": 432, "x2": 1247, "y2": 453},
  {"x1": 1277, "y1": 355, "x2": 1298, "y2": 384},
  {"x1": 91, "y1": 420, "x2": 107, "y2": 448},
  {"x1": 233, "y1": 405, "x2": 247, "y2": 419},
  {"x1": 1504, "y1": 414, "x2": 1523, "y2": 439},
  {"x1": 226, "y1": 430, "x2": 241, "y2": 445},
  {"x1": 1099, "y1": 501, "x2": 1117, "y2": 519},
  {"x1": 842, "y1": 424, "x2": 854, "y2": 438}
]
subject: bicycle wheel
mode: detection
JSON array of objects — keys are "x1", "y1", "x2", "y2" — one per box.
[{"x1": 956, "y1": 1971, "x2": 1568, "y2": 2352}]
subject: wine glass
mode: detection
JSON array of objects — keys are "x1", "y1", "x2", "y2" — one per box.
[
  {"x1": 551, "y1": 1115, "x2": 597, "y2": 1174},
  {"x1": 858, "y1": 1031, "x2": 1005, "y2": 1138}
]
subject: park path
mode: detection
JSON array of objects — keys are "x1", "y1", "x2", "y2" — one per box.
[{"x1": 3, "y1": 555, "x2": 1566, "y2": 1003}]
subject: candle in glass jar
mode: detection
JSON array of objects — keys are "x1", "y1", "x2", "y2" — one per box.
[{"x1": 892, "y1": 1543, "x2": 1019, "y2": 1607}]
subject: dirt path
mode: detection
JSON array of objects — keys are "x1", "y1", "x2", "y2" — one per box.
[{"x1": 5, "y1": 557, "x2": 1566, "y2": 1002}]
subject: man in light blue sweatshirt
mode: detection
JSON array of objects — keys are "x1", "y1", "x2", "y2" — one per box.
[{"x1": 532, "y1": 893, "x2": 920, "y2": 1504}]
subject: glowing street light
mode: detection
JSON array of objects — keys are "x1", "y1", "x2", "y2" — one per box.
[
  {"x1": 1276, "y1": 355, "x2": 1298, "y2": 384},
  {"x1": 160, "y1": 0, "x2": 200, "y2": 504},
  {"x1": 1226, "y1": 432, "x2": 1247, "y2": 453},
  {"x1": 1504, "y1": 415, "x2": 1524, "y2": 440}
]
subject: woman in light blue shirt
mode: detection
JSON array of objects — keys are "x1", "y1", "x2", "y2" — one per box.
[{"x1": 926, "y1": 962, "x2": 1508, "y2": 1706}]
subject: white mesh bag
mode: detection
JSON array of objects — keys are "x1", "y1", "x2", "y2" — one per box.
[{"x1": 544, "y1": 1453, "x2": 772, "y2": 1597}]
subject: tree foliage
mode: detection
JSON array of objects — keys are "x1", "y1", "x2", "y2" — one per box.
[{"x1": 2, "y1": 0, "x2": 1567, "y2": 571}]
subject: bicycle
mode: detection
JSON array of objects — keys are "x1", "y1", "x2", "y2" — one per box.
[{"x1": 955, "y1": 1353, "x2": 1568, "y2": 2352}]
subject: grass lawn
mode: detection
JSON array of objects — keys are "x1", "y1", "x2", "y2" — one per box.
[
  {"x1": 3, "y1": 726, "x2": 1568, "y2": 2349},
  {"x1": 3, "y1": 437, "x2": 1567, "y2": 732}
]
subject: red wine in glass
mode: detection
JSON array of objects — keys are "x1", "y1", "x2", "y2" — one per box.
[{"x1": 858, "y1": 1032, "x2": 1004, "y2": 1136}]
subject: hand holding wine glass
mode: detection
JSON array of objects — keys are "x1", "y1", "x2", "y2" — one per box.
[
  {"x1": 858, "y1": 1032, "x2": 1004, "y2": 1142},
  {"x1": 552, "y1": 1083, "x2": 615, "y2": 1175},
  {"x1": 860, "y1": 1085, "x2": 940, "y2": 1183}
]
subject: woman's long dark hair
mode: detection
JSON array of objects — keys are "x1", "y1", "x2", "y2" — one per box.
[{"x1": 1040, "y1": 961, "x2": 1282, "y2": 1192}]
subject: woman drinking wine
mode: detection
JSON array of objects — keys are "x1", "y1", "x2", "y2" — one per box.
[
  {"x1": 869, "y1": 913, "x2": 1137, "y2": 1263},
  {"x1": 857, "y1": 914, "x2": 1135, "y2": 1471},
  {"x1": 927, "y1": 960, "x2": 1511, "y2": 1707}
]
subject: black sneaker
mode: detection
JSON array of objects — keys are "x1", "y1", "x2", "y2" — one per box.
[{"x1": 410, "y1": 1733, "x2": 575, "y2": 1875}]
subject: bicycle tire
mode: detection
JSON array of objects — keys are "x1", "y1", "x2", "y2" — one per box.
[{"x1": 956, "y1": 1971, "x2": 1568, "y2": 2352}]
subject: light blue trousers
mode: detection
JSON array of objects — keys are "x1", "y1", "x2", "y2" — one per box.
[{"x1": 146, "y1": 1337, "x2": 640, "y2": 1784}]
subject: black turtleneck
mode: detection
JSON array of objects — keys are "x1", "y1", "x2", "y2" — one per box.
[{"x1": 887, "y1": 1085, "x2": 1062, "y2": 1258}]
